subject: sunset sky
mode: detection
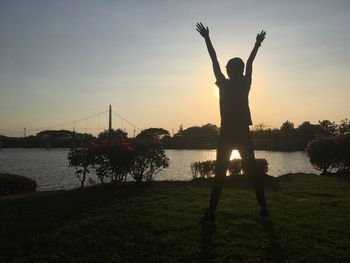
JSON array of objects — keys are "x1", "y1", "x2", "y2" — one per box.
[{"x1": 1, "y1": 0, "x2": 349, "y2": 136}]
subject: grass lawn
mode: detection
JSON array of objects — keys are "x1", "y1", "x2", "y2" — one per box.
[{"x1": 0, "y1": 173, "x2": 349, "y2": 262}]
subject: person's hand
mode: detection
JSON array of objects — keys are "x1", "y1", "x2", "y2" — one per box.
[
  {"x1": 196, "y1": 23, "x2": 209, "y2": 39},
  {"x1": 256, "y1": 30, "x2": 266, "y2": 44}
]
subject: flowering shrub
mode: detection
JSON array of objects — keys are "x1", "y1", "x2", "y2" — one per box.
[
  {"x1": 191, "y1": 159, "x2": 268, "y2": 179},
  {"x1": 129, "y1": 138, "x2": 169, "y2": 182},
  {"x1": 306, "y1": 134, "x2": 350, "y2": 175},
  {"x1": 68, "y1": 137, "x2": 169, "y2": 187},
  {"x1": 94, "y1": 139, "x2": 135, "y2": 183}
]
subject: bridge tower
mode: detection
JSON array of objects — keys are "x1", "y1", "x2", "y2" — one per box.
[{"x1": 109, "y1": 105, "x2": 112, "y2": 140}]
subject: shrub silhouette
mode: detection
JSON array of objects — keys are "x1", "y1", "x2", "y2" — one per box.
[
  {"x1": 191, "y1": 159, "x2": 268, "y2": 179},
  {"x1": 129, "y1": 138, "x2": 169, "y2": 183},
  {"x1": 68, "y1": 137, "x2": 169, "y2": 186},
  {"x1": 0, "y1": 173, "x2": 37, "y2": 196},
  {"x1": 306, "y1": 134, "x2": 350, "y2": 175},
  {"x1": 94, "y1": 140, "x2": 135, "y2": 183},
  {"x1": 68, "y1": 142, "x2": 98, "y2": 187}
]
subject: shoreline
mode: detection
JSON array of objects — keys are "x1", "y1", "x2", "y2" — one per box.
[
  {"x1": 0, "y1": 147, "x2": 307, "y2": 152},
  {"x1": 1, "y1": 172, "x2": 319, "y2": 194}
]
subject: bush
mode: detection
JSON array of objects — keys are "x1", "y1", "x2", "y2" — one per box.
[
  {"x1": 191, "y1": 160, "x2": 215, "y2": 179},
  {"x1": 129, "y1": 138, "x2": 169, "y2": 183},
  {"x1": 68, "y1": 142, "x2": 99, "y2": 188},
  {"x1": 68, "y1": 137, "x2": 170, "y2": 186},
  {"x1": 306, "y1": 134, "x2": 350, "y2": 175},
  {"x1": 191, "y1": 159, "x2": 269, "y2": 179},
  {"x1": 335, "y1": 135, "x2": 350, "y2": 173},
  {"x1": 0, "y1": 173, "x2": 37, "y2": 196},
  {"x1": 94, "y1": 139, "x2": 135, "y2": 183}
]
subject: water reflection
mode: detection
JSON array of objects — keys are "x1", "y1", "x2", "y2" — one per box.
[{"x1": 230, "y1": 150, "x2": 241, "y2": 160}]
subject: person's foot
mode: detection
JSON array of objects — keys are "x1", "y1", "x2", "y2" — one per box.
[
  {"x1": 259, "y1": 207, "x2": 270, "y2": 218},
  {"x1": 201, "y1": 208, "x2": 216, "y2": 223}
]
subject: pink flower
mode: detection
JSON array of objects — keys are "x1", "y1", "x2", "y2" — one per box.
[{"x1": 122, "y1": 141, "x2": 134, "y2": 152}]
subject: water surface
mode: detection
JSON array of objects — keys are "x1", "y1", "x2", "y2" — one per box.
[{"x1": 0, "y1": 149, "x2": 318, "y2": 191}]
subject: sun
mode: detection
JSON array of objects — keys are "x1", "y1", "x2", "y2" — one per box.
[{"x1": 230, "y1": 150, "x2": 241, "y2": 160}]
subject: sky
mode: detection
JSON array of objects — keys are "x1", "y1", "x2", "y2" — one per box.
[{"x1": 1, "y1": 0, "x2": 350, "y2": 136}]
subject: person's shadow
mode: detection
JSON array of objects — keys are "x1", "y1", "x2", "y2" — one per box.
[
  {"x1": 198, "y1": 222, "x2": 217, "y2": 263},
  {"x1": 260, "y1": 219, "x2": 288, "y2": 262}
]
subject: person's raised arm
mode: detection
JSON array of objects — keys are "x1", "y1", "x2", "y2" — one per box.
[
  {"x1": 245, "y1": 30, "x2": 266, "y2": 81},
  {"x1": 196, "y1": 23, "x2": 225, "y2": 82}
]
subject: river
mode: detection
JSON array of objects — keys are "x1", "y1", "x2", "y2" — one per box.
[{"x1": 0, "y1": 148, "x2": 318, "y2": 191}]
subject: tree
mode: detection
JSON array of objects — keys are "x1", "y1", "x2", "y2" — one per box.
[
  {"x1": 160, "y1": 135, "x2": 172, "y2": 147},
  {"x1": 36, "y1": 130, "x2": 95, "y2": 139},
  {"x1": 136, "y1": 128, "x2": 169, "y2": 139},
  {"x1": 172, "y1": 124, "x2": 219, "y2": 148},
  {"x1": 339, "y1": 118, "x2": 350, "y2": 135},
  {"x1": 297, "y1": 121, "x2": 322, "y2": 139},
  {"x1": 200, "y1": 123, "x2": 219, "y2": 137},
  {"x1": 97, "y1": 128, "x2": 127, "y2": 141},
  {"x1": 254, "y1": 123, "x2": 267, "y2": 131},
  {"x1": 180, "y1": 126, "x2": 201, "y2": 137},
  {"x1": 318, "y1": 120, "x2": 338, "y2": 136},
  {"x1": 280, "y1": 121, "x2": 295, "y2": 133},
  {"x1": 278, "y1": 121, "x2": 297, "y2": 150},
  {"x1": 178, "y1": 124, "x2": 184, "y2": 134}
]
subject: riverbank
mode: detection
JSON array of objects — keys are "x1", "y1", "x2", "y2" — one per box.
[{"x1": 1, "y1": 173, "x2": 349, "y2": 262}]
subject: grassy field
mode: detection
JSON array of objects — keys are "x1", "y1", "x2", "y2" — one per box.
[{"x1": 0, "y1": 173, "x2": 349, "y2": 262}]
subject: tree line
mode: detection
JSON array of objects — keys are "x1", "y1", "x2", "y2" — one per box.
[
  {"x1": 162, "y1": 119, "x2": 350, "y2": 151},
  {"x1": 1, "y1": 119, "x2": 349, "y2": 151}
]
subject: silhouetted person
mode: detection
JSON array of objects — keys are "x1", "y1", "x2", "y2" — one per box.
[{"x1": 196, "y1": 22, "x2": 269, "y2": 221}]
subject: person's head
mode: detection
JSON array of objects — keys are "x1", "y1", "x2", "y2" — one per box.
[{"x1": 226, "y1": 57, "x2": 244, "y2": 79}]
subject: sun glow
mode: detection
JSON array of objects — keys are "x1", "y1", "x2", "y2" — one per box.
[
  {"x1": 230, "y1": 150, "x2": 241, "y2": 160},
  {"x1": 213, "y1": 86, "x2": 219, "y2": 100}
]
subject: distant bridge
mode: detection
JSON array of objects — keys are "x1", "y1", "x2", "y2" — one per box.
[{"x1": 0, "y1": 105, "x2": 140, "y2": 137}]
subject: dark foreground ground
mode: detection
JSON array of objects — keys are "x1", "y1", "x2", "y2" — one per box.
[{"x1": 0, "y1": 174, "x2": 349, "y2": 262}]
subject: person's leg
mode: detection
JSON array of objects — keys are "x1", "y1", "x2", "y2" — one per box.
[
  {"x1": 237, "y1": 130, "x2": 267, "y2": 210},
  {"x1": 207, "y1": 138, "x2": 232, "y2": 214}
]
